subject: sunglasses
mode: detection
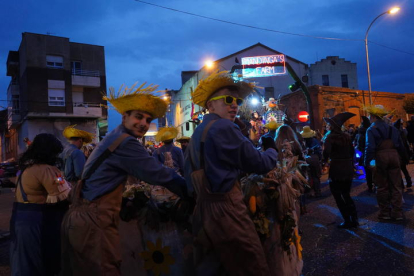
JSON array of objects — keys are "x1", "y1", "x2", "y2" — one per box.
[{"x1": 208, "y1": 95, "x2": 244, "y2": 106}]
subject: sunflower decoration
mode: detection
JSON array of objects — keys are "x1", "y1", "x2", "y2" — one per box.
[
  {"x1": 140, "y1": 238, "x2": 175, "y2": 276},
  {"x1": 104, "y1": 82, "x2": 169, "y2": 119}
]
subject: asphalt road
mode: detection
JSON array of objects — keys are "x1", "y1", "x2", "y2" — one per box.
[{"x1": 0, "y1": 167, "x2": 413, "y2": 276}]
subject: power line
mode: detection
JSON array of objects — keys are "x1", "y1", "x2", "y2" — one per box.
[
  {"x1": 369, "y1": 41, "x2": 414, "y2": 56},
  {"x1": 134, "y1": 0, "x2": 362, "y2": 42},
  {"x1": 135, "y1": 0, "x2": 413, "y2": 57}
]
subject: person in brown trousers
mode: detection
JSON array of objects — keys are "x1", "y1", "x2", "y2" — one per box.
[
  {"x1": 184, "y1": 71, "x2": 278, "y2": 275},
  {"x1": 60, "y1": 83, "x2": 187, "y2": 275},
  {"x1": 364, "y1": 105, "x2": 406, "y2": 221}
]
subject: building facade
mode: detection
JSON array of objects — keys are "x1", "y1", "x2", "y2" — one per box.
[
  {"x1": 280, "y1": 85, "x2": 408, "y2": 132},
  {"x1": 169, "y1": 43, "x2": 310, "y2": 137},
  {"x1": 309, "y1": 56, "x2": 358, "y2": 89},
  {"x1": 4, "y1": 32, "x2": 107, "y2": 161}
]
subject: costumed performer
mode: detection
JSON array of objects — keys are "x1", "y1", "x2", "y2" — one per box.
[
  {"x1": 10, "y1": 133, "x2": 71, "y2": 276},
  {"x1": 184, "y1": 71, "x2": 279, "y2": 275},
  {"x1": 60, "y1": 82, "x2": 187, "y2": 276}
]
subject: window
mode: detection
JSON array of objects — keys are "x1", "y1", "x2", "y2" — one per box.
[
  {"x1": 48, "y1": 89, "x2": 65, "y2": 106},
  {"x1": 46, "y1": 55, "x2": 63, "y2": 68},
  {"x1": 71, "y1": 61, "x2": 82, "y2": 75},
  {"x1": 322, "y1": 75, "x2": 329, "y2": 86},
  {"x1": 341, "y1": 74, "x2": 349, "y2": 88}
]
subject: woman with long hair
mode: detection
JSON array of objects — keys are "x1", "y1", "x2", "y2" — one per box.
[
  {"x1": 10, "y1": 133, "x2": 71, "y2": 276},
  {"x1": 323, "y1": 112, "x2": 358, "y2": 228},
  {"x1": 275, "y1": 125, "x2": 304, "y2": 160}
]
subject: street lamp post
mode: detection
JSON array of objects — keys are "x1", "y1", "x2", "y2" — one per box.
[{"x1": 365, "y1": 7, "x2": 400, "y2": 105}]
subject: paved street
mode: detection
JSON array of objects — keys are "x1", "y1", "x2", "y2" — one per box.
[{"x1": 0, "y1": 167, "x2": 413, "y2": 276}]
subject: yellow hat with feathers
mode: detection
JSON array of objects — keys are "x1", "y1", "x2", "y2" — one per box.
[
  {"x1": 63, "y1": 125, "x2": 94, "y2": 144},
  {"x1": 192, "y1": 71, "x2": 255, "y2": 108},
  {"x1": 155, "y1": 127, "x2": 179, "y2": 142},
  {"x1": 364, "y1": 105, "x2": 391, "y2": 119},
  {"x1": 103, "y1": 82, "x2": 169, "y2": 119}
]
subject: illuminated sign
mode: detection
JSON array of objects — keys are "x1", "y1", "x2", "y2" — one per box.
[
  {"x1": 298, "y1": 111, "x2": 309, "y2": 122},
  {"x1": 241, "y1": 54, "x2": 286, "y2": 78}
]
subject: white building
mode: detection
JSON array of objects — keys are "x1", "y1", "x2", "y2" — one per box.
[
  {"x1": 309, "y1": 56, "x2": 358, "y2": 89},
  {"x1": 169, "y1": 43, "x2": 309, "y2": 137}
]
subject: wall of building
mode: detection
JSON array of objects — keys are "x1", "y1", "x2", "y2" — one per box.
[
  {"x1": 280, "y1": 85, "x2": 407, "y2": 132},
  {"x1": 309, "y1": 56, "x2": 358, "y2": 89}
]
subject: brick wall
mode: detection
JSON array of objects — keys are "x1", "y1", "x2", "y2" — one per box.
[{"x1": 280, "y1": 85, "x2": 408, "y2": 132}]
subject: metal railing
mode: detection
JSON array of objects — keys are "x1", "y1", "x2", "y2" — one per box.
[
  {"x1": 71, "y1": 69, "x2": 100, "y2": 77},
  {"x1": 73, "y1": 102, "x2": 102, "y2": 108}
]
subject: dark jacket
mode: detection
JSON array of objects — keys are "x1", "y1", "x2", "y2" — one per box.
[
  {"x1": 323, "y1": 130, "x2": 354, "y2": 180},
  {"x1": 406, "y1": 120, "x2": 414, "y2": 144},
  {"x1": 364, "y1": 120, "x2": 406, "y2": 166}
]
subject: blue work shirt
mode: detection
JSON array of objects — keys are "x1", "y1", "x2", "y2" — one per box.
[
  {"x1": 364, "y1": 120, "x2": 404, "y2": 166},
  {"x1": 153, "y1": 144, "x2": 185, "y2": 174},
  {"x1": 82, "y1": 124, "x2": 186, "y2": 201},
  {"x1": 184, "y1": 113, "x2": 278, "y2": 194},
  {"x1": 61, "y1": 144, "x2": 85, "y2": 182}
]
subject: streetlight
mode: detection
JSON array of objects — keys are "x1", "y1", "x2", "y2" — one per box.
[{"x1": 365, "y1": 6, "x2": 400, "y2": 105}]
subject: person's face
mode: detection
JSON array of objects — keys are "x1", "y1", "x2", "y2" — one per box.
[
  {"x1": 326, "y1": 124, "x2": 331, "y2": 131},
  {"x1": 253, "y1": 112, "x2": 259, "y2": 119},
  {"x1": 180, "y1": 141, "x2": 189, "y2": 148},
  {"x1": 122, "y1": 110, "x2": 153, "y2": 138},
  {"x1": 368, "y1": 115, "x2": 376, "y2": 123},
  {"x1": 206, "y1": 88, "x2": 240, "y2": 122}
]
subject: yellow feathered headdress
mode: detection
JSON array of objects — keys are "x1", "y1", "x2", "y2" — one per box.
[
  {"x1": 192, "y1": 71, "x2": 255, "y2": 108},
  {"x1": 103, "y1": 82, "x2": 168, "y2": 119},
  {"x1": 364, "y1": 105, "x2": 390, "y2": 119},
  {"x1": 155, "y1": 127, "x2": 179, "y2": 142},
  {"x1": 63, "y1": 125, "x2": 94, "y2": 144}
]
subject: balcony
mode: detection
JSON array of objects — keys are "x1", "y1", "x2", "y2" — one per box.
[
  {"x1": 73, "y1": 102, "x2": 103, "y2": 118},
  {"x1": 7, "y1": 106, "x2": 21, "y2": 130},
  {"x1": 71, "y1": 69, "x2": 101, "y2": 87}
]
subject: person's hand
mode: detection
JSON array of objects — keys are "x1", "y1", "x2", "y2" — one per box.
[{"x1": 262, "y1": 136, "x2": 277, "y2": 151}]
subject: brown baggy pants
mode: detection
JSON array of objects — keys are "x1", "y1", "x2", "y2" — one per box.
[
  {"x1": 192, "y1": 181, "x2": 270, "y2": 276},
  {"x1": 375, "y1": 145, "x2": 403, "y2": 218},
  {"x1": 60, "y1": 183, "x2": 124, "y2": 276}
]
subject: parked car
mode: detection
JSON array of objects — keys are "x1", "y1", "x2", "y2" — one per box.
[{"x1": 0, "y1": 162, "x2": 18, "y2": 188}]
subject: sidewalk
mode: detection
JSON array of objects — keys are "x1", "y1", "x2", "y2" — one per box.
[{"x1": 0, "y1": 188, "x2": 14, "y2": 240}]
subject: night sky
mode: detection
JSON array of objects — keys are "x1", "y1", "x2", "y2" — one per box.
[{"x1": 1, "y1": 0, "x2": 413, "y2": 131}]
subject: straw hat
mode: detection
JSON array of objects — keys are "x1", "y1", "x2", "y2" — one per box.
[
  {"x1": 300, "y1": 126, "x2": 316, "y2": 138},
  {"x1": 364, "y1": 105, "x2": 390, "y2": 119},
  {"x1": 63, "y1": 125, "x2": 94, "y2": 144},
  {"x1": 176, "y1": 136, "x2": 191, "y2": 143},
  {"x1": 103, "y1": 82, "x2": 168, "y2": 119},
  {"x1": 264, "y1": 121, "x2": 280, "y2": 131},
  {"x1": 323, "y1": 112, "x2": 356, "y2": 130},
  {"x1": 155, "y1": 127, "x2": 179, "y2": 142},
  {"x1": 191, "y1": 71, "x2": 255, "y2": 108}
]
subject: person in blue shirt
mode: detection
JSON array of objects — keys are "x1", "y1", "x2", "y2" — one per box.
[
  {"x1": 364, "y1": 105, "x2": 406, "y2": 221},
  {"x1": 61, "y1": 82, "x2": 187, "y2": 276},
  {"x1": 154, "y1": 126, "x2": 185, "y2": 174},
  {"x1": 61, "y1": 125, "x2": 93, "y2": 186},
  {"x1": 185, "y1": 71, "x2": 278, "y2": 275}
]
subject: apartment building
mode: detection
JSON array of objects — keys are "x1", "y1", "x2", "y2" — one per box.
[{"x1": 4, "y1": 32, "x2": 107, "y2": 161}]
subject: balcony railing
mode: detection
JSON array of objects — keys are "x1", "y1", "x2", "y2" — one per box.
[
  {"x1": 71, "y1": 69, "x2": 100, "y2": 77},
  {"x1": 73, "y1": 102, "x2": 103, "y2": 117}
]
